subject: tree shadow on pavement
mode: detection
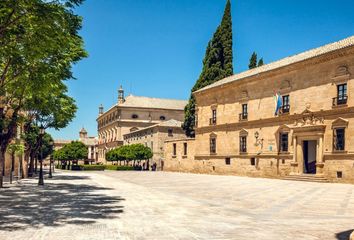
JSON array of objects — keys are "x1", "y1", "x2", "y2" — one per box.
[
  {"x1": 0, "y1": 174, "x2": 125, "y2": 231},
  {"x1": 336, "y1": 229, "x2": 353, "y2": 240}
]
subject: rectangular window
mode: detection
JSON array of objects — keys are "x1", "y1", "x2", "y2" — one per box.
[
  {"x1": 173, "y1": 143, "x2": 177, "y2": 156},
  {"x1": 250, "y1": 158, "x2": 256, "y2": 166},
  {"x1": 195, "y1": 114, "x2": 198, "y2": 127},
  {"x1": 210, "y1": 109, "x2": 217, "y2": 125},
  {"x1": 240, "y1": 104, "x2": 248, "y2": 120},
  {"x1": 282, "y1": 95, "x2": 290, "y2": 113},
  {"x1": 210, "y1": 138, "x2": 216, "y2": 154},
  {"x1": 334, "y1": 83, "x2": 348, "y2": 106},
  {"x1": 240, "y1": 136, "x2": 247, "y2": 153},
  {"x1": 279, "y1": 133, "x2": 289, "y2": 152},
  {"x1": 168, "y1": 128, "x2": 173, "y2": 137},
  {"x1": 183, "y1": 142, "x2": 187, "y2": 156},
  {"x1": 334, "y1": 128, "x2": 345, "y2": 151},
  {"x1": 225, "y1": 158, "x2": 231, "y2": 165},
  {"x1": 151, "y1": 141, "x2": 153, "y2": 151}
]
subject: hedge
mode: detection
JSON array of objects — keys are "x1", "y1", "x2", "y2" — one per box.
[
  {"x1": 54, "y1": 164, "x2": 135, "y2": 171},
  {"x1": 78, "y1": 165, "x2": 106, "y2": 171},
  {"x1": 104, "y1": 165, "x2": 134, "y2": 171}
]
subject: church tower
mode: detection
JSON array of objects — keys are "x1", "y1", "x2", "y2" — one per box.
[
  {"x1": 99, "y1": 104, "x2": 104, "y2": 115},
  {"x1": 118, "y1": 85, "x2": 125, "y2": 104},
  {"x1": 79, "y1": 127, "x2": 88, "y2": 139}
]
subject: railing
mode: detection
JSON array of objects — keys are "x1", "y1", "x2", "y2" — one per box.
[
  {"x1": 332, "y1": 95, "x2": 348, "y2": 106},
  {"x1": 209, "y1": 118, "x2": 216, "y2": 125},
  {"x1": 239, "y1": 113, "x2": 248, "y2": 121},
  {"x1": 281, "y1": 104, "x2": 290, "y2": 114}
]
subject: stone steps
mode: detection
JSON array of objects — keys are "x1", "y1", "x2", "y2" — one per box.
[{"x1": 283, "y1": 174, "x2": 330, "y2": 183}]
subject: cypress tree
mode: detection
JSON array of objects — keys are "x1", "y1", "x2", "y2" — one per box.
[
  {"x1": 183, "y1": 0, "x2": 233, "y2": 137},
  {"x1": 258, "y1": 58, "x2": 264, "y2": 67},
  {"x1": 248, "y1": 52, "x2": 258, "y2": 69}
]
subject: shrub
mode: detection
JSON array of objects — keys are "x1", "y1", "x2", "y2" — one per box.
[
  {"x1": 104, "y1": 165, "x2": 134, "y2": 171},
  {"x1": 71, "y1": 165, "x2": 82, "y2": 171},
  {"x1": 78, "y1": 165, "x2": 105, "y2": 171}
]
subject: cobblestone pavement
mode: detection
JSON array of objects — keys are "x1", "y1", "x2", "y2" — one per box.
[{"x1": 0, "y1": 170, "x2": 354, "y2": 240}]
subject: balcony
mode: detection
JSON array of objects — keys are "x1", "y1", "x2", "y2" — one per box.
[
  {"x1": 209, "y1": 118, "x2": 217, "y2": 125},
  {"x1": 332, "y1": 95, "x2": 348, "y2": 107},
  {"x1": 239, "y1": 113, "x2": 248, "y2": 121}
]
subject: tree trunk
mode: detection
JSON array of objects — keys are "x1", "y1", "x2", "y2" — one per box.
[
  {"x1": 0, "y1": 149, "x2": 4, "y2": 188},
  {"x1": 28, "y1": 153, "x2": 35, "y2": 177},
  {"x1": 34, "y1": 156, "x2": 38, "y2": 174},
  {"x1": 10, "y1": 153, "x2": 14, "y2": 184}
]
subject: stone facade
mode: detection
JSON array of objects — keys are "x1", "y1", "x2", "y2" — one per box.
[
  {"x1": 97, "y1": 85, "x2": 187, "y2": 163},
  {"x1": 123, "y1": 119, "x2": 186, "y2": 170},
  {"x1": 165, "y1": 35, "x2": 354, "y2": 183}
]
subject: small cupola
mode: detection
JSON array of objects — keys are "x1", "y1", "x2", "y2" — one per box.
[
  {"x1": 118, "y1": 85, "x2": 125, "y2": 104},
  {"x1": 79, "y1": 127, "x2": 88, "y2": 139},
  {"x1": 99, "y1": 104, "x2": 104, "y2": 115}
]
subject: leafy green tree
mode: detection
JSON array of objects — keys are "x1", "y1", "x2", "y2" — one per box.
[
  {"x1": 38, "y1": 133, "x2": 54, "y2": 161},
  {"x1": 248, "y1": 52, "x2": 258, "y2": 69},
  {"x1": 53, "y1": 148, "x2": 68, "y2": 161},
  {"x1": 129, "y1": 144, "x2": 153, "y2": 161},
  {"x1": 106, "y1": 144, "x2": 153, "y2": 165},
  {"x1": 22, "y1": 123, "x2": 54, "y2": 176},
  {"x1": 0, "y1": 0, "x2": 86, "y2": 187},
  {"x1": 183, "y1": 0, "x2": 233, "y2": 137},
  {"x1": 258, "y1": 58, "x2": 264, "y2": 67},
  {"x1": 62, "y1": 141, "x2": 88, "y2": 161}
]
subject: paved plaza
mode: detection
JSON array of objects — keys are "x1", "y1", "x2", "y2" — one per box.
[{"x1": 0, "y1": 170, "x2": 354, "y2": 240}]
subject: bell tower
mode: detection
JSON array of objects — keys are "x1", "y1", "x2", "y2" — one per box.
[
  {"x1": 99, "y1": 104, "x2": 104, "y2": 115},
  {"x1": 79, "y1": 127, "x2": 88, "y2": 139},
  {"x1": 118, "y1": 85, "x2": 125, "y2": 104}
]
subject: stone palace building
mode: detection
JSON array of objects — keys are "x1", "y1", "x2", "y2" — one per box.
[
  {"x1": 123, "y1": 119, "x2": 186, "y2": 170},
  {"x1": 97, "y1": 86, "x2": 187, "y2": 163},
  {"x1": 165, "y1": 35, "x2": 354, "y2": 183}
]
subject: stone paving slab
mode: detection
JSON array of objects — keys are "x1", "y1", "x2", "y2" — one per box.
[{"x1": 0, "y1": 170, "x2": 354, "y2": 240}]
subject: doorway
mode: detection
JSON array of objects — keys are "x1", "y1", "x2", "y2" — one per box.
[{"x1": 303, "y1": 140, "x2": 317, "y2": 174}]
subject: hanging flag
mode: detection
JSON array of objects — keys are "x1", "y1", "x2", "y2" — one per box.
[{"x1": 274, "y1": 92, "x2": 283, "y2": 116}]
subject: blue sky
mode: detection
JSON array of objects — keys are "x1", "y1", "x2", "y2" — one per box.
[{"x1": 49, "y1": 0, "x2": 354, "y2": 140}]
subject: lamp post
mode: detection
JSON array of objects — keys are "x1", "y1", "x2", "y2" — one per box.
[
  {"x1": 38, "y1": 125, "x2": 45, "y2": 186},
  {"x1": 48, "y1": 140, "x2": 54, "y2": 178}
]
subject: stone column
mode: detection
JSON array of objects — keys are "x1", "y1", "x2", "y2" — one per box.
[
  {"x1": 290, "y1": 136, "x2": 299, "y2": 175},
  {"x1": 316, "y1": 135, "x2": 324, "y2": 175}
]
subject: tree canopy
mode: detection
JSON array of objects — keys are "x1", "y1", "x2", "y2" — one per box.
[
  {"x1": 248, "y1": 52, "x2": 258, "y2": 69},
  {"x1": 53, "y1": 141, "x2": 88, "y2": 161},
  {"x1": 183, "y1": 0, "x2": 233, "y2": 137},
  {"x1": 106, "y1": 144, "x2": 153, "y2": 162},
  {"x1": 0, "y1": 0, "x2": 87, "y2": 187},
  {"x1": 248, "y1": 52, "x2": 264, "y2": 69}
]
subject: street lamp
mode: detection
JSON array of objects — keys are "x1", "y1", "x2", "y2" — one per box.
[
  {"x1": 38, "y1": 125, "x2": 45, "y2": 186},
  {"x1": 48, "y1": 139, "x2": 54, "y2": 178}
]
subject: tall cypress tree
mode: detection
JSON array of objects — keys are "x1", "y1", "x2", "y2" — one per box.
[
  {"x1": 257, "y1": 58, "x2": 264, "y2": 67},
  {"x1": 183, "y1": 0, "x2": 233, "y2": 137},
  {"x1": 248, "y1": 52, "x2": 258, "y2": 69}
]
